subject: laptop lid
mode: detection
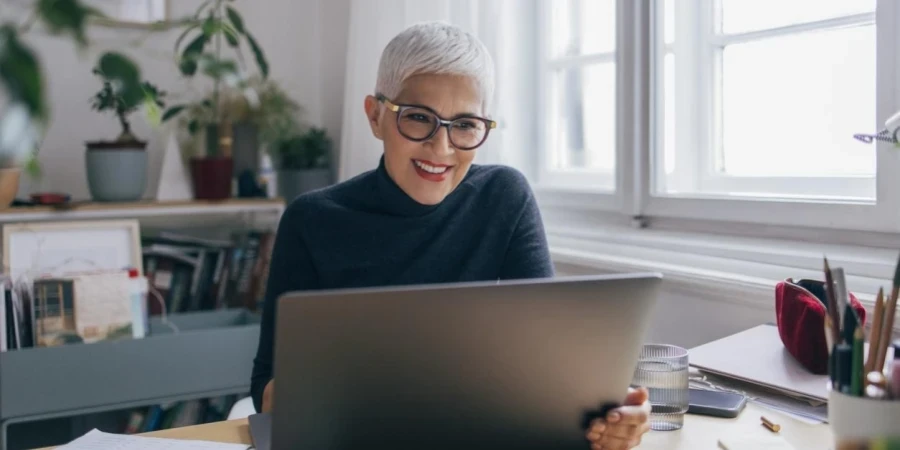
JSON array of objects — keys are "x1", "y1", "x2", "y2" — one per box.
[{"x1": 272, "y1": 273, "x2": 662, "y2": 450}]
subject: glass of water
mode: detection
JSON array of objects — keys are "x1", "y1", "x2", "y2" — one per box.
[{"x1": 631, "y1": 344, "x2": 689, "y2": 431}]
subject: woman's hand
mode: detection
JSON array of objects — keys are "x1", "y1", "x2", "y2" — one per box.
[
  {"x1": 262, "y1": 380, "x2": 275, "y2": 413},
  {"x1": 585, "y1": 387, "x2": 652, "y2": 450}
]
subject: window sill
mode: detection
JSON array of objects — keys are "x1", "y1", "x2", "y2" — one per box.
[{"x1": 546, "y1": 221, "x2": 898, "y2": 320}]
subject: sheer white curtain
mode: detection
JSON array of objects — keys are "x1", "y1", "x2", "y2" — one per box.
[{"x1": 337, "y1": 0, "x2": 537, "y2": 182}]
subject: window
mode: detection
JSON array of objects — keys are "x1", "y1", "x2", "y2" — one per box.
[
  {"x1": 535, "y1": 0, "x2": 900, "y2": 234},
  {"x1": 539, "y1": 0, "x2": 618, "y2": 191},
  {"x1": 656, "y1": 0, "x2": 876, "y2": 201}
]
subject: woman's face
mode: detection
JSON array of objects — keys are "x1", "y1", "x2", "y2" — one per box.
[{"x1": 365, "y1": 73, "x2": 483, "y2": 205}]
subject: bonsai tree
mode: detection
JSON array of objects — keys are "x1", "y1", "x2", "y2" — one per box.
[
  {"x1": 161, "y1": 0, "x2": 270, "y2": 159},
  {"x1": 90, "y1": 66, "x2": 166, "y2": 145}
]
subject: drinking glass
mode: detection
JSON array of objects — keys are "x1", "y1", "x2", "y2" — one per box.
[{"x1": 632, "y1": 344, "x2": 690, "y2": 431}]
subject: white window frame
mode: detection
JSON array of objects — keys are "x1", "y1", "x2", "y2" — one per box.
[
  {"x1": 535, "y1": 0, "x2": 620, "y2": 196},
  {"x1": 535, "y1": 0, "x2": 900, "y2": 236},
  {"x1": 659, "y1": 3, "x2": 877, "y2": 201}
]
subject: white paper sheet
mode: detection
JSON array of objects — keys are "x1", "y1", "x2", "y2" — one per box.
[
  {"x1": 718, "y1": 432, "x2": 797, "y2": 450},
  {"x1": 58, "y1": 429, "x2": 250, "y2": 450}
]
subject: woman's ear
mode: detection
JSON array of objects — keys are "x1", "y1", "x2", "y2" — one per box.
[{"x1": 364, "y1": 95, "x2": 383, "y2": 140}]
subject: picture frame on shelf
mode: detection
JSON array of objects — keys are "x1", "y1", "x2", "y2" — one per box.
[
  {"x1": 87, "y1": 0, "x2": 169, "y2": 28},
  {"x1": 2, "y1": 220, "x2": 143, "y2": 281}
]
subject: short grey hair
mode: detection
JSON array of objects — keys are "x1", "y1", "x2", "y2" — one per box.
[{"x1": 375, "y1": 21, "x2": 495, "y2": 114}]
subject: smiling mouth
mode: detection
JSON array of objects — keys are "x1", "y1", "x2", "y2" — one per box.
[
  {"x1": 413, "y1": 159, "x2": 451, "y2": 174},
  {"x1": 412, "y1": 159, "x2": 454, "y2": 182}
]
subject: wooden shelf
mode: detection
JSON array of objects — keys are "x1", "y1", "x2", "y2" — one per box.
[{"x1": 0, "y1": 198, "x2": 286, "y2": 224}]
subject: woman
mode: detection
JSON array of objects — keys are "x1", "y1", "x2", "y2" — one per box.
[{"x1": 251, "y1": 21, "x2": 651, "y2": 450}]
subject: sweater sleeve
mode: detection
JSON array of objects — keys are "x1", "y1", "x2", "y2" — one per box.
[
  {"x1": 250, "y1": 203, "x2": 318, "y2": 412},
  {"x1": 498, "y1": 178, "x2": 555, "y2": 280}
]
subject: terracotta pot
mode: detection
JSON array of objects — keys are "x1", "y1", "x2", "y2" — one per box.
[
  {"x1": 190, "y1": 157, "x2": 233, "y2": 200},
  {"x1": 0, "y1": 168, "x2": 21, "y2": 209}
]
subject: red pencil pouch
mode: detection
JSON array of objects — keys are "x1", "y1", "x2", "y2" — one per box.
[{"x1": 775, "y1": 278, "x2": 866, "y2": 375}]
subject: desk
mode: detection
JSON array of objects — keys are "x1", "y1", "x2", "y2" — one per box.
[{"x1": 39, "y1": 402, "x2": 831, "y2": 449}]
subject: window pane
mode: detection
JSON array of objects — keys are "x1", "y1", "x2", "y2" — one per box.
[
  {"x1": 664, "y1": 0, "x2": 675, "y2": 45},
  {"x1": 663, "y1": 53, "x2": 675, "y2": 175},
  {"x1": 549, "y1": 63, "x2": 616, "y2": 172},
  {"x1": 721, "y1": 0, "x2": 875, "y2": 34},
  {"x1": 550, "y1": 0, "x2": 616, "y2": 57},
  {"x1": 721, "y1": 25, "x2": 875, "y2": 179}
]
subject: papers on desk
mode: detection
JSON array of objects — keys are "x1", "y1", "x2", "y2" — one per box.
[
  {"x1": 58, "y1": 429, "x2": 251, "y2": 450},
  {"x1": 689, "y1": 324, "x2": 830, "y2": 403}
]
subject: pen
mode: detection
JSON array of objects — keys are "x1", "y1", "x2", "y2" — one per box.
[
  {"x1": 826, "y1": 317, "x2": 836, "y2": 388},
  {"x1": 851, "y1": 326, "x2": 864, "y2": 396},
  {"x1": 831, "y1": 267, "x2": 854, "y2": 344},
  {"x1": 891, "y1": 341, "x2": 900, "y2": 400},
  {"x1": 824, "y1": 258, "x2": 842, "y2": 345},
  {"x1": 836, "y1": 343, "x2": 852, "y2": 394}
]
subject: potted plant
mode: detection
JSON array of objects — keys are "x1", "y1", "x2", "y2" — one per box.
[
  {"x1": 161, "y1": 0, "x2": 269, "y2": 200},
  {"x1": 85, "y1": 66, "x2": 166, "y2": 202},
  {"x1": 273, "y1": 127, "x2": 333, "y2": 201},
  {"x1": 0, "y1": 2, "x2": 146, "y2": 208}
]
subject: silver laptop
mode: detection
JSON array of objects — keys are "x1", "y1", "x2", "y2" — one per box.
[{"x1": 263, "y1": 273, "x2": 662, "y2": 450}]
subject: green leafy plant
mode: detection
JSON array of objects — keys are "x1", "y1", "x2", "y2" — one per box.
[
  {"x1": 0, "y1": 0, "x2": 146, "y2": 175},
  {"x1": 90, "y1": 65, "x2": 166, "y2": 144},
  {"x1": 275, "y1": 127, "x2": 332, "y2": 171},
  {"x1": 161, "y1": 0, "x2": 270, "y2": 158}
]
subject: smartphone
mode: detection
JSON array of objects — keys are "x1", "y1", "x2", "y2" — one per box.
[{"x1": 687, "y1": 388, "x2": 747, "y2": 418}]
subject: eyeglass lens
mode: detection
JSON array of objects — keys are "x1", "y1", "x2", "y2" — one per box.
[{"x1": 398, "y1": 107, "x2": 487, "y2": 149}]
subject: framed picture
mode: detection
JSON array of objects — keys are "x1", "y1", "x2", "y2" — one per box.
[
  {"x1": 87, "y1": 0, "x2": 169, "y2": 27},
  {"x1": 2, "y1": 220, "x2": 143, "y2": 281}
]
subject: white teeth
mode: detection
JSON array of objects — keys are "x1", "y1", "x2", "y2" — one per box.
[{"x1": 414, "y1": 160, "x2": 449, "y2": 174}]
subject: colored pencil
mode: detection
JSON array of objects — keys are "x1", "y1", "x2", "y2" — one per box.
[
  {"x1": 851, "y1": 326, "x2": 864, "y2": 396},
  {"x1": 865, "y1": 287, "x2": 885, "y2": 375},
  {"x1": 831, "y1": 267, "x2": 854, "y2": 344},
  {"x1": 874, "y1": 253, "x2": 900, "y2": 373},
  {"x1": 824, "y1": 258, "x2": 842, "y2": 344}
]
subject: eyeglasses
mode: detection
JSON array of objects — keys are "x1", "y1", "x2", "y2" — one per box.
[{"x1": 377, "y1": 94, "x2": 497, "y2": 150}]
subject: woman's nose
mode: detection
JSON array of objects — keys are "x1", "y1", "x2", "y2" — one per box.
[{"x1": 426, "y1": 125, "x2": 454, "y2": 155}]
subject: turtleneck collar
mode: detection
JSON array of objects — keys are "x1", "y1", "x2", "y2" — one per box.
[{"x1": 373, "y1": 155, "x2": 442, "y2": 217}]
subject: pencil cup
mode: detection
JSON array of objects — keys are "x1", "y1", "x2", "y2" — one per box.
[
  {"x1": 829, "y1": 388, "x2": 900, "y2": 445},
  {"x1": 631, "y1": 344, "x2": 689, "y2": 431}
]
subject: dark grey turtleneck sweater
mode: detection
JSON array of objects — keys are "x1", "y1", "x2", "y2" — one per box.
[{"x1": 250, "y1": 158, "x2": 554, "y2": 412}]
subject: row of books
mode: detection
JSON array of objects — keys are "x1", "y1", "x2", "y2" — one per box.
[
  {"x1": 142, "y1": 229, "x2": 275, "y2": 316},
  {"x1": 2, "y1": 280, "x2": 33, "y2": 351},
  {"x1": 0, "y1": 228, "x2": 275, "y2": 351},
  {"x1": 122, "y1": 395, "x2": 240, "y2": 434}
]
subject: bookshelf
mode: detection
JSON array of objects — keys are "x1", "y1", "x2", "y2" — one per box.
[
  {"x1": 0, "y1": 310, "x2": 260, "y2": 449},
  {"x1": 0, "y1": 197, "x2": 284, "y2": 449},
  {"x1": 0, "y1": 198, "x2": 286, "y2": 231}
]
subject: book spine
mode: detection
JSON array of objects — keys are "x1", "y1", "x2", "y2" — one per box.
[
  {"x1": 250, "y1": 231, "x2": 276, "y2": 311},
  {"x1": 1, "y1": 285, "x2": 7, "y2": 352},
  {"x1": 237, "y1": 233, "x2": 261, "y2": 310}
]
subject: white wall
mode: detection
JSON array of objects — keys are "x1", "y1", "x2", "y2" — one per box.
[
  {"x1": 2, "y1": 0, "x2": 350, "y2": 200},
  {"x1": 554, "y1": 262, "x2": 776, "y2": 348}
]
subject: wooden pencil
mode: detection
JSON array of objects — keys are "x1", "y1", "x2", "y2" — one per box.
[
  {"x1": 874, "y1": 253, "x2": 900, "y2": 372},
  {"x1": 865, "y1": 287, "x2": 885, "y2": 375},
  {"x1": 824, "y1": 257, "x2": 842, "y2": 344}
]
